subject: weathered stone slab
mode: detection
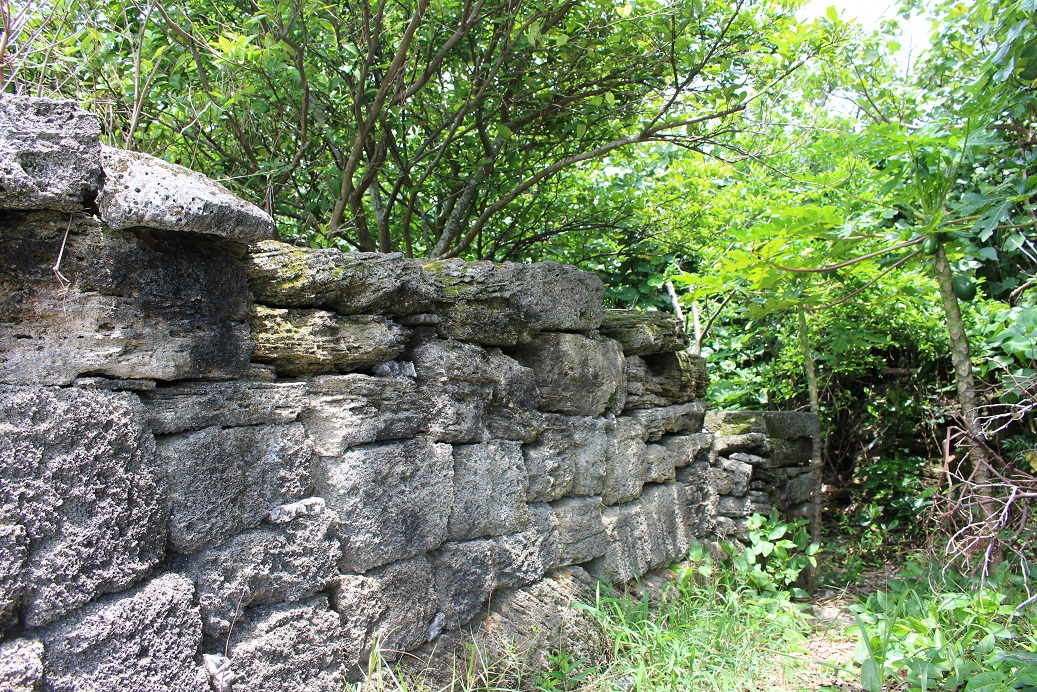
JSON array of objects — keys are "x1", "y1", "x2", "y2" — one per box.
[
  {"x1": 432, "y1": 539, "x2": 498, "y2": 630},
  {"x1": 314, "y1": 439, "x2": 453, "y2": 572},
  {"x1": 141, "y1": 380, "x2": 307, "y2": 435},
  {"x1": 598, "y1": 309, "x2": 688, "y2": 356},
  {"x1": 411, "y1": 339, "x2": 541, "y2": 443},
  {"x1": 660, "y1": 432, "x2": 715, "y2": 468},
  {"x1": 186, "y1": 504, "x2": 340, "y2": 637},
  {"x1": 0, "y1": 386, "x2": 164, "y2": 629},
  {"x1": 550, "y1": 497, "x2": 608, "y2": 567},
  {"x1": 99, "y1": 146, "x2": 275, "y2": 242},
  {"x1": 625, "y1": 401, "x2": 706, "y2": 442},
  {"x1": 448, "y1": 441, "x2": 529, "y2": 541},
  {"x1": 299, "y1": 374, "x2": 430, "y2": 455},
  {"x1": 157, "y1": 423, "x2": 312, "y2": 554},
  {"x1": 704, "y1": 411, "x2": 767, "y2": 437},
  {"x1": 712, "y1": 457, "x2": 752, "y2": 497},
  {"x1": 524, "y1": 414, "x2": 608, "y2": 501},
  {"x1": 714, "y1": 433, "x2": 771, "y2": 456},
  {"x1": 644, "y1": 444, "x2": 675, "y2": 484},
  {"x1": 677, "y1": 462, "x2": 717, "y2": 538},
  {"x1": 245, "y1": 241, "x2": 435, "y2": 315},
  {"x1": 225, "y1": 596, "x2": 349, "y2": 692},
  {"x1": 624, "y1": 352, "x2": 706, "y2": 410},
  {"x1": 509, "y1": 333, "x2": 625, "y2": 416},
  {"x1": 40, "y1": 573, "x2": 205, "y2": 692},
  {"x1": 0, "y1": 213, "x2": 252, "y2": 385},
  {"x1": 493, "y1": 504, "x2": 560, "y2": 590},
  {"x1": 333, "y1": 555, "x2": 438, "y2": 662},
  {"x1": 0, "y1": 638, "x2": 44, "y2": 692},
  {"x1": 601, "y1": 415, "x2": 648, "y2": 505},
  {"x1": 762, "y1": 411, "x2": 819, "y2": 439},
  {"x1": 0, "y1": 96, "x2": 103, "y2": 212},
  {"x1": 250, "y1": 306, "x2": 409, "y2": 376},
  {"x1": 717, "y1": 493, "x2": 771, "y2": 518},
  {"x1": 767, "y1": 438, "x2": 813, "y2": 468},
  {"x1": 776, "y1": 470, "x2": 813, "y2": 509}
]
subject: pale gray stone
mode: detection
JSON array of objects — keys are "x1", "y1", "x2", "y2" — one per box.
[
  {"x1": 729, "y1": 451, "x2": 768, "y2": 466},
  {"x1": 141, "y1": 380, "x2": 307, "y2": 434},
  {"x1": 493, "y1": 504, "x2": 560, "y2": 589},
  {"x1": 712, "y1": 458, "x2": 752, "y2": 497},
  {"x1": 677, "y1": 462, "x2": 718, "y2": 539},
  {"x1": 625, "y1": 401, "x2": 706, "y2": 442},
  {"x1": 186, "y1": 507, "x2": 340, "y2": 637},
  {"x1": 225, "y1": 595, "x2": 348, "y2": 692},
  {"x1": 314, "y1": 439, "x2": 453, "y2": 572},
  {"x1": 0, "y1": 96, "x2": 103, "y2": 212},
  {"x1": 589, "y1": 484, "x2": 689, "y2": 583},
  {"x1": 298, "y1": 374, "x2": 430, "y2": 455},
  {"x1": 600, "y1": 416, "x2": 648, "y2": 505},
  {"x1": 0, "y1": 638, "x2": 43, "y2": 692},
  {"x1": 250, "y1": 306, "x2": 409, "y2": 376},
  {"x1": 0, "y1": 213, "x2": 252, "y2": 385},
  {"x1": 40, "y1": 573, "x2": 205, "y2": 692},
  {"x1": 598, "y1": 309, "x2": 688, "y2": 356},
  {"x1": 624, "y1": 352, "x2": 707, "y2": 409},
  {"x1": 660, "y1": 432, "x2": 715, "y2": 468},
  {"x1": 158, "y1": 423, "x2": 312, "y2": 554},
  {"x1": 332, "y1": 555, "x2": 438, "y2": 662},
  {"x1": 509, "y1": 333, "x2": 626, "y2": 416},
  {"x1": 717, "y1": 495, "x2": 753, "y2": 518},
  {"x1": 644, "y1": 444, "x2": 675, "y2": 484},
  {"x1": 448, "y1": 441, "x2": 529, "y2": 541},
  {"x1": 98, "y1": 146, "x2": 274, "y2": 242},
  {"x1": 550, "y1": 497, "x2": 608, "y2": 567},
  {"x1": 714, "y1": 433, "x2": 771, "y2": 456},
  {"x1": 763, "y1": 411, "x2": 819, "y2": 439},
  {"x1": 0, "y1": 386, "x2": 163, "y2": 628},
  {"x1": 524, "y1": 414, "x2": 608, "y2": 501},
  {"x1": 0, "y1": 523, "x2": 27, "y2": 628},
  {"x1": 411, "y1": 339, "x2": 541, "y2": 444},
  {"x1": 704, "y1": 411, "x2": 767, "y2": 437}
]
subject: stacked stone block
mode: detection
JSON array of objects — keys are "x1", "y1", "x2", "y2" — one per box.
[{"x1": 0, "y1": 96, "x2": 814, "y2": 692}]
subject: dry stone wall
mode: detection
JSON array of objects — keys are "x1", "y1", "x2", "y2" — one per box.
[{"x1": 0, "y1": 96, "x2": 816, "y2": 692}]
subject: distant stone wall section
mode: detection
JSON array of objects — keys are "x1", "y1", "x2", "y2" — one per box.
[{"x1": 0, "y1": 96, "x2": 816, "y2": 692}]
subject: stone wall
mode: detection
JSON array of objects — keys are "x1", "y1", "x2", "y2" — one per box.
[{"x1": 0, "y1": 96, "x2": 815, "y2": 692}]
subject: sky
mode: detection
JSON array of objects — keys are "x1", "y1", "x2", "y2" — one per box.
[{"x1": 798, "y1": 0, "x2": 933, "y2": 72}]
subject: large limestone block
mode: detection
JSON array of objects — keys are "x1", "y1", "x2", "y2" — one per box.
[
  {"x1": 0, "y1": 638, "x2": 44, "y2": 692},
  {"x1": 141, "y1": 380, "x2": 307, "y2": 434},
  {"x1": 677, "y1": 462, "x2": 718, "y2": 539},
  {"x1": 714, "y1": 432, "x2": 771, "y2": 456},
  {"x1": 0, "y1": 386, "x2": 164, "y2": 629},
  {"x1": 332, "y1": 555, "x2": 438, "y2": 662},
  {"x1": 245, "y1": 241, "x2": 435, "y2": 315},
  {"x1": 186, "y1": 503, "x2": 340, "y2": 637},
  {"x1": 550, "y1": 497, "x2": 608, "y2": 567},
  {"x1": 626, "y1": 401, "x2": 706, "y2": 442},
  {"x1": 624, "y1": 352, "x2": 707, "y2": 410},
  {"x1": 660, "y1": 432, "x2": 715, "y2": 468},
  {"x1": 598, "y1": 309, "x2": 688, "y2": 356},
  {"x1": 762, "y1": 411, "x2": 819, "y2": 439},
  {"x1": 224, "y1": 596, "x2": 348, "y2": 692},
  {"x1": 157, "y1": 423, "x2": 313, "y2": 554},
  {"x1": 509, "y1": 333, "x2": 626, "y2": 416},
  {"x1": 299, "y1": 374, "x2": 431, "y2": 454},
  {"x1": 704, "y1": 410, "x2": 767, "y2": 437},
  {"x1": 0, "y1": 213, "x2": 252, "y2": 385},
  {"x1": 776, "y1": 470, "x2": 813, "y2": 510},
  {"x1": 711, "y1": 457, "x2": 753, "y2": 497},
  {"x1": 40, "y1": 573, "x2": 206, "y2": 692},
  {"x1": 448, "y1": 441, "x2": 529, "y2": 541},
  {"x1": 600, "y1": 415, "x2": 648, "y2": 505},
  {"x1": 314, "y1": 439, "x2": 453, "y2": 572},
  {"x1": 249, "y1": 306, "x2": 409, "y2": 376},
  {"x1": 644, "y1": 444, "x2": 676, "y2": 484},
  {"x1": 0, "y1": 96, "x2": 103, "y2": 212},
  {"x1": 589, "y1": 484, "x2": 689, "y2": 583},
  {"x1": 767, "y1": 437, "x2": 814, "y2": 469},
  {"x1": 98, "y1": 146, "x2": 275, "y2": 242},
  {"x1": 523, "y1": 414, "x2": 608, "y2": 502},
  {"x1": 411, "y1": 339, "x2": 541, "y2": 444}
]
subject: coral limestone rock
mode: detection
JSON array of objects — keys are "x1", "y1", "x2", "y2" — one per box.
[
  {"x1": 598, "y1": 309, "x2": 689, "y2": 356},
  {"x1": 509, "y1": 332, "x2": 626, "y2": 416}
]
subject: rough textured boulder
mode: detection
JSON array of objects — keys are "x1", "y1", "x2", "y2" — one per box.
[
  {"x1": 141, "y1": 380, "x2": 307, "y2": 434},
  {"x1": 550, "y1": 497, "x2": 608, "y2": 567},
  {"x1": 677, "y1": 462, "x2": 718, "y2": 538},
  {"x1": 157, "y1": 423, "x2": 313, "y2": 554},
  {"x1": 509, "y1": 333, "x2": 625, "y2": 416},
  {"x1": 0, "y1": 638, "x2": 44, "y2": 692},
  {"x1": 624, "y1": 352, "x2": 707, "y2": 409},
  {"x1": 0, "y1": 386, "x2": 164, "y2": 629},
  {"x1": 298, "y1": 374, "x2": 431, "y2": 454},
  {"x1": 0, "y1": 96, "x2": 103, "y2": 212},
  {"x1": 704, "y1": 410, "x2": 767, "y2": 437},
  {"x1": 448, "y1": 441, "x2": 529, "y2": 541},
  {"x1": 600, "y1": 416, "x2": 649, "y2": 505},
  {"x1": 39, "y1": 573, "x2": 206, "y2": 692},
  {"x1": 598, "y1": 309, "x2": 688, "y2": 356},
  {"x1": 522, "y1": 414, "x2": 608, "y2": 502},
  {"x1": 224, "y1": 596, "x2": 349, "y2": 692},
  {"x1": 411, "y1": 338, "x2": 541, "y2": 443},
  {"x1": 314, "y1": 439, "x2": 454, "y2": 572},
  {"x1": 0, "y1": 213, "x2": 253, "y2": 385},
  {"x1": 250, "y1": 306, "x2": 409, "y2": 376},
  {"x1": 98, "y1": 146, "x2": 275, "y2": 243},
  {"x1": 763, "y1": 411, "x2": 819, "y2": 439},
  {"x1": 626, "y1": 401, "x2": 707, "y2": 442},
  {"x1": 186, "y1": 504, "x2": 340, "y2": 637}
]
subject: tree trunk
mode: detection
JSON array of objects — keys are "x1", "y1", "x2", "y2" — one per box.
[
  {"x1": 799, "y1": 309, "x2": 823, "y2": 593},
  {"x1": 932, "y1": 241, "x2": 992, "y2": 519}
]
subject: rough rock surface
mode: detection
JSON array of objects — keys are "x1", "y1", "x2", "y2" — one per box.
[
  {"x1": 186, "y1": 505, "x2": 340, "y2": 637},
  {"x1": 624, "y1": 352, "x2": 707, "y2": 409},
  {"x1": 763, "y1": 411, "x2": 819, "y2": 439},
  {"x1": 509, "y1": 332, "x2": 625, "y2": 416},
  {"x1": 448, "y1": 441, "x2": 529, "y2": 541},
  {"x1": 522, "y1": 414, "x2": 608, "y2": 502},
  {"x1": 225, "y1": 596, "x2": 348, "y2": 692},
  {"x1": 39, "y1": 573, "x2": 205, "y2": 692},
  {"x1": 315, "y1": 439, "x2": 453, "y2": 572},
  {"x1": 0, "y1": 638, "x2": 44, "y2": 692},
  {"x1": 158, "y1": 423, "x2": 313, "y2": 554},
  {"x1": 590, "y1": 483, "x2": 689, "y2": 583},
  {"x1": 598, "y1": 309, "x2": 689, "y2": 356},
  {"x1": 627, "y1": 401, "x2": 707, "y2": 442},
  {"x1": 141, "y1": 380, "x2": 307, "y2": 434},
  {"x1": 601, "y1": 416, "x2": 649, "y2": 504},
  {"x1": 0, "y1": 386, "x2": 163, "y2": 629},
  {"x1": 550, "y1": 497, "x2": 608, "y2": 567},
  {"x1": 0, "y1": 213, "x2": 253, "y2": 385},
  {"x1": 98, "y1": 146, "x2": 275, "y2": 242},
  {"x1": 0, "y1": 96, "x2": 103, "y2": 212},
  {"x1": 250, "y1": 306, "x2": 409, "y2": 376}
]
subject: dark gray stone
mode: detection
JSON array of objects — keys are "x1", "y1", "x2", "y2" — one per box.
[
  {"x1": 509, "y1": 333, "x2": 626, "y2": 416},
  {"x1": 598, "y1": 310, "x2": 688, "y2": 356},
  {"x1": 524, "y1": 415, "x2": 609, "y2": 500},
  {"x1": 677, "y1": 462, "x2": 718, "y2": 539},
  {"x1": 712, "y1": 457, "x2": 752, "y2": 497},
  {"x1": 660, "y1": 432, "x2": 715, "y2": 468},
  {"x1": 624, "y1": 352, "x2": 707, "y2": 410},
  {"x1": 762, "y1": 411, "x2": 819, "y2": 439},
  {"x1": 625, "y1": 401, "x2": 706, "y2": 442},
  {"x1": 141, "y1": 380, "x2": 307, "y2": 435},
  {"x1": 448, "y1": 441, "x2": 529, "y2": 541},
  {"x1": 550, "y1": 497, "x2": 608, "y2": 567},
  {"x1": 600, "y1": 416, "x2": 648, "y2": 505}
]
